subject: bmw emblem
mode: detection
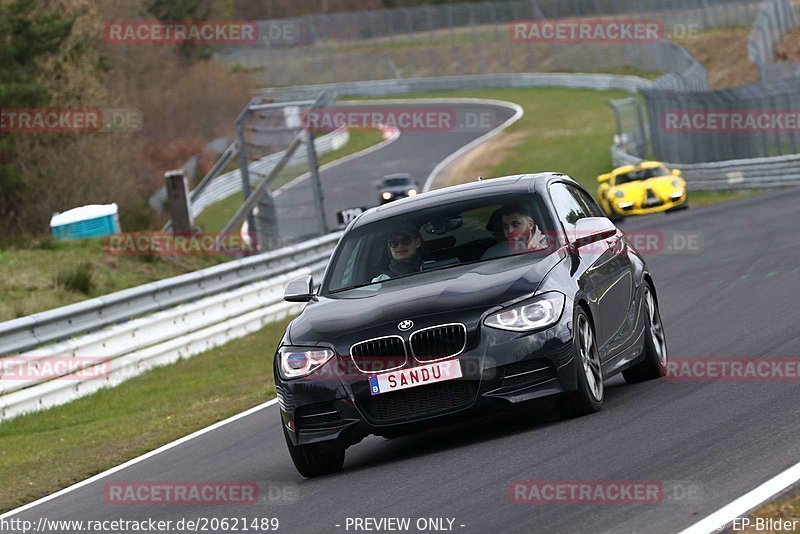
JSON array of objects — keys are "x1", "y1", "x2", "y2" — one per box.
[{"x1": 398, "y1": 320, "x2": 414, "y2": 331}]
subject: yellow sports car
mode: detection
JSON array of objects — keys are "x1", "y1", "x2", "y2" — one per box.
[{"x1": 597, "y1": 161, "x2": 687, "y2": 221}]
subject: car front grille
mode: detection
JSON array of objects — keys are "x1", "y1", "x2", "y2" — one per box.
[
  {"x1": 644, "y1": 188, "x2": 662, "y2": 206},
  {"x1": 410, "y1": 323, "x2": 467, "y2": 362},
  {"x1": 501, "y1": 359, "x2": 558, "y2": 389},
  {"x1": 350, "y1": 335, "x2": 407, "y2": 374},
  {"x1": 370, "y1": 380, "x2": 471, "y2": 422}
]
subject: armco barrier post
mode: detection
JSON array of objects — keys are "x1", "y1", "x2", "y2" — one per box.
[
  {"x1": 164, "y1": 169, "x2": 193, "y2": 234},
  {"x1": 305, "y1": 128, "x2": 327, "y2": 237},
  {"x1": 235, "y1": 111, "x2": 258, "y2": 249}
]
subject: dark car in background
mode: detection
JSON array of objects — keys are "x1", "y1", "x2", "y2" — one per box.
[
  {"x1": 378, "y1": 173, "x2": 419, "y2": 204},
  {"x1": 275, "y1": 173, "x2": 668, "y2": 477}
]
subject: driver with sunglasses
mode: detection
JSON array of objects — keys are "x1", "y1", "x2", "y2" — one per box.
[{"x1": 371, "y1": 222, "x2": 424, "y2": 283}]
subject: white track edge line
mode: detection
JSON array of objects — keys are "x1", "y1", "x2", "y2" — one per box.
[
  {"x1": 678, "y1": 459, "x2": 800, "y2": 534},
  {"x1": 0, "y1": 398, "x2": 279, "y2": 519}
]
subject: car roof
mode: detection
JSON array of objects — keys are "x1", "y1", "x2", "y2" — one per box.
[
  {"x1": 382, "y1": 173, "x2": 413, "y2": 180},
  {"x1": 353, "y1": 172, "x2": 573, "y2": 228}
]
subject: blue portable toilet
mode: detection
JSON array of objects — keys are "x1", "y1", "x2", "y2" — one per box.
[{"x1": 50, "y1": 204, "x2": 121, "y2": 239}]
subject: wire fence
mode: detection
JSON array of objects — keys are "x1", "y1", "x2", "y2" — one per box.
[
  {"x1": 641, "y1": 76, "x2": 800, "y2": 163},
  {"x1": 748, "y1": 0, "x2": 800, "y2": 80},
  {"x1": 219, "y1": 0, "x2": 762, "y2": 88}
]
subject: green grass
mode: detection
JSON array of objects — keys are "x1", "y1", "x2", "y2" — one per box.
[
  {"x1": 745, "y1": 490, "x2": 800, "y2": 533},
  {"x1": 0, "y1": 239, "x2": 225, "y2": 322},
  {"x1": 194, "y1": 128, "x2": 385, "y2": 233},
  {"x1": 0, "y1": 314, "x2": 292, "y2": 513}
]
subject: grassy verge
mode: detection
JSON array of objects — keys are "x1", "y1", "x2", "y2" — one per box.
[
  {"x1": 0, "y1": 315, "x2": 292, "y2": 513},
  {"x1": 0, "y1": 239, "x2": 225, "y2": 322},
  {"x1": 194, "y1": 128, "x2": 385, "y2": 233},
  {"x1": 743, "y1": 490, "x2": 800, "y2": 533}
]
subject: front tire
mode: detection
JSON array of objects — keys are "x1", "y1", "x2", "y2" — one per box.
[
  {"x1": 283, "y1": 426, "x2": 345, "y2": 478},
  {"x1": 557, "y1": 308, "x2": 604, "y2": 418},
  {"x1": 623, "y1": 282, "x2": 667, "y2": 383}
]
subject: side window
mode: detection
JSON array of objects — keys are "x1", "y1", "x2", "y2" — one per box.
[
  {"x1": 549, "y1": 183, "x2": 589, "y2": 231},
  {"x1": 570, "y1": 186, "x2": 604, "y2": 218}
]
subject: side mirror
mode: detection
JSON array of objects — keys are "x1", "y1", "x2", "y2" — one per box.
[
  {"x1": 597, "y1": 174, "x2": 612, "y2": 183},
  {"x1": 672, "y1": 169, "x2": 681, "y2": 177},
  {"x1": 284, "y1": 275, "x2": 314, "y2": 302},
  {"x1": 570, "y1": 217, "x2": 617, "y2": 251}
]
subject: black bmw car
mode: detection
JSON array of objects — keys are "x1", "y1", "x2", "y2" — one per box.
[
  {"x1": 275, "y1": 173, "x2": 668, "y2": 477},
  {"x1": 378, "y1": 173, "x2": 419, "y2": 204}
]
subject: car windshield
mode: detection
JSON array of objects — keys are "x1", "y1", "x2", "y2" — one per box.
[
  {"x1": 323, "y1": 192, "x2": 556, "y2": 294},
  {"x1": 383, "y1": 177, "x2": 412, "y2": 186},
  {"x1": 614, "y1": 166, "x2": 668, "y2": 185}
]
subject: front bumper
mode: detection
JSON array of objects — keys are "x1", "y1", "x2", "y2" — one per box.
[
  {"x1": 612, "y1": 192, "x2": 687, "y2": 216},
  {"x1": 276, "y1": 310, "x2": 578, "y2": 447}
]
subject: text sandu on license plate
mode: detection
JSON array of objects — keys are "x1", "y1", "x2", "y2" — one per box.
[{"x1": 368, "y1": 360, "x2": 462, "y2": 396}]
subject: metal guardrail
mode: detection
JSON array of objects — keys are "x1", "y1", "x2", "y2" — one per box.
[
  {"x1": 611, "y1": 145, "x2": 800, "y2": 190},
  {"x1": 0, "y1": 255, "x2": 333, "y2": 420},
  {"x1": 0, "y1": 232, "x2": 341, "y2": 357},
  {"x1": 261, "y1": 73, "x2": 654, "y2": 101}
]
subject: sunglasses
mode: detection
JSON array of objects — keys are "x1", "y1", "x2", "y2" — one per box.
[{"x1": 388, "y1": 235, "x2": 414, "y2": 248}]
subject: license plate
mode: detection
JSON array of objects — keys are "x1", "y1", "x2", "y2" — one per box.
[
  {"x1": 368, "y1": 360, "x2": 462, "y2": 396},
  {"x1": 644, "y1": 198, "x2": 660, "y2": 206}
]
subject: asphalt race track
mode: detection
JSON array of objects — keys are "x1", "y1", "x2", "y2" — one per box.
[{"x1": 9, "y1": 101, "x2": 800, "y2": 533}]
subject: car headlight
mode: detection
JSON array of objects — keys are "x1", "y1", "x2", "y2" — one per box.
[
  {"x1": 484, "y1": 292, "x2": 566, "y2": 332},
  {"x1": 671, "y1": 179, "x2": 681, "y2": 187},
  {"x1": 381, "y1": 192, "x2": 392, "y2": 200},
  {"x1": 613, "y1": 190, "x2": 625, "y2": 199},
  {"x1": 278, "y1": 347, "x2": 334, "y2": 379},
  {"x1": 407, "y1": 189, "x2": 417, "y2": 196}
]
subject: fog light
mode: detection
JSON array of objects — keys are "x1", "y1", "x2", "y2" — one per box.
[
  {"x1": 670, "y1": 191, "x2": 683, "y2": 199},
  {"x1": 618, "y1": 201, "x2": 634, "y2": 209}
]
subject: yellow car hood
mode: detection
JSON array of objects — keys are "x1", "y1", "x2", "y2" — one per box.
[{"x1": 614, "y1": 175, "x2": 680, "y2": 198}]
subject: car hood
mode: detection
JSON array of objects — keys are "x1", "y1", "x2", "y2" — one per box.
[
  {"x1": 614, "y1": 176, "x2": 678, "y2": 196},
  {"x1": 288, "y1": 251, "x2": 564, "y2": 345}
]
